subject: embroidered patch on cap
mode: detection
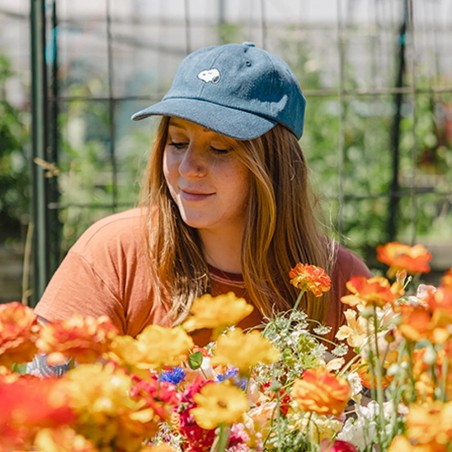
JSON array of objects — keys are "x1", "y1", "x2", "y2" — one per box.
[{"x1": 197, "y1": 68, "x2": 220, "y2": 83}]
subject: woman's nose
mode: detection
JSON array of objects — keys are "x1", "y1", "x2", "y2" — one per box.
[{"x1": 179, "y1": 146, "x2": 206, "y2": 177}]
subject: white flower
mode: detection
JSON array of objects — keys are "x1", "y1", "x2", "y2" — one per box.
[
  {"x1": 347, "y1": 371, "x2": 363, "y2": 397},
  {"x1": 313, "y1": 324, "x2": 331, "y2": 335},
  {"x1": 326, "y1": 357, "x2": 345, "y2": 371}
]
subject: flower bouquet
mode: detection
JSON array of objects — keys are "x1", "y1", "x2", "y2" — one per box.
[{"x1": 0, "y1": 242, "x2": 451, "y2": 451}]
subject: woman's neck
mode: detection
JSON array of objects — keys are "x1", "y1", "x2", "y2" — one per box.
[{"x1": 198, "y1": 227, "x2": 243, "y2": 274}]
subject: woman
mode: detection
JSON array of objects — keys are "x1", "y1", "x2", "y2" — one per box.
[{"x1": 33, "y1": 42, "x2": 371, "y2": 353}]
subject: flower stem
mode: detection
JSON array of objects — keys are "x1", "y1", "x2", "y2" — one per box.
[
  {"x1": 284, "y1": 289, "x2": 305, "y2": 335},
  {"x1": 371, "y1": 306, "x2": 386, "y2": 450},
  {"x1": 211, "y1": 424, "x2": 230, "y2": 452}
]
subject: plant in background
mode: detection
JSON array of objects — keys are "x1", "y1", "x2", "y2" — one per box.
[
  {"x1": 0, "y1": 242, "x2": 451, "y2": 451},
  {"x1": 0, "y1": 53, "x2": 29, "y2": 246}
]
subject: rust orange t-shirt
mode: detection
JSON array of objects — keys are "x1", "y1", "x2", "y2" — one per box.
[{"x1": 34, "y1": 208, "x2": 372, "y2": 344}]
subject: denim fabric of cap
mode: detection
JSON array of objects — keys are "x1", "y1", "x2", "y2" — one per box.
[{"x1": 131, "y1": 42, "x2": 306, "y2": 140}]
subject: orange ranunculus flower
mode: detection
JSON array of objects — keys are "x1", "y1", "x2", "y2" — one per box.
[
  {"x1": 291, "y1": 367, "x2": 351, "y2": 416},
  {"x1": 426, "y1": 286, "x2": 452, "y2": 317},
  {"x1": 387, "y1": 434, "x2": 447, "y2": 452},
  {"x1": 412, "y1": 348, "x2": 452, "y2": 401},
  {"x1": 352, "y1": 351, "x2": 397, "y2": 389},
  {"x1": 289, "y1": 263, "x2": 331, "y2": 297},
  {"x1": 341, "y1": 276, "x2": 403, "y2": 308},
  {"x1": 36, "y1": 315, "x2": 119, "y2": 365},
  {"x1": 398, "y1": 304, "x2": 451, "y2": 345},
  {"x1": 441, "y1": 268, "x2": 452, "y2": 288},
  {"x1": 397, "y1": 305, "x2": 433, "y2": 342},
  {"x1": 376, "y1": 242, "x2": 432, "y2": 277},
  {"x1": 0, "y1": 302, "x2": 41, "y2": 367},
  {"x1": 405, "y1": 401, "x2": 452, "y2": 448}
]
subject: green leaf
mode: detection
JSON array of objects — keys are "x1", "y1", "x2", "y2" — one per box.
[{"x1": 188, "y1": 351, "x2": 203, "y2": 370}]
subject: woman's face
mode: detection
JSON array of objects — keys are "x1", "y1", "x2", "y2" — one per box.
[{"x1": 163, "y1": 118, "x2": 250, "y2": 236}]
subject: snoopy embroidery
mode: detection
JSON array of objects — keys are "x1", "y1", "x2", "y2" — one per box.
[{"x1": 197, "y1": 68, "x2": 221, "y2": 83}]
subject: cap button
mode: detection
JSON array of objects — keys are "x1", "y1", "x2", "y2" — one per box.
[{"x1": 242, "y1": 42, "x2": 256, "y2": 47}]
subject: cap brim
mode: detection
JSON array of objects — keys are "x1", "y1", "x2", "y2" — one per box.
[{"x1": 131, "y1": 98, "x2": 276, "y2": 140}]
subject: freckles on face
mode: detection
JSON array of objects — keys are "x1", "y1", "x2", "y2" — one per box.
[{"x1": 162, "y1": 118, "x2": 251, "y2": 233}]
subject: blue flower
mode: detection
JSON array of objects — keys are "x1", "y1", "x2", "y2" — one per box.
[
  {"x1": 217, "y1": 367, "x2": 247, "y2": 391},
  {"x1": 160, "y1": 367, "x2": 186, "y2": 385}
]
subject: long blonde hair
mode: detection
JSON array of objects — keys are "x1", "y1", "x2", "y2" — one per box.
[{"x1": 140, "y1": 117, "x2": 335, "y2": 324}]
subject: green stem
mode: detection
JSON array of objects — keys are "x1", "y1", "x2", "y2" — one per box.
[
  {"x1": 371, "y1": 306, "x2": 386, "y2": 450},
  {"x1": 440, "y1": 355, "x2": 449, "y2": 402},
  {"x1": 405, "y1": 341, "x2": 417, "y2": 402},
  {"x1": 211, "y1": 424, "x2": 230, "y2": 452},
  {"x1": 283, "y1": 289, "x2": 305, "y2": 335}
]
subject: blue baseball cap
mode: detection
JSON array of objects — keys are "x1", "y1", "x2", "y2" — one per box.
[{"x1": 131, "y1": 42, "x2": 306, "y2": 140}]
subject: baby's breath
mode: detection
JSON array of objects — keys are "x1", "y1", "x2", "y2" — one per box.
[
  {"x1": 332, "y1": 344, "x2": 349, "y2": 357},
  {"x1": 313, "y1": 324, "x2": 332, "y2": 335}
]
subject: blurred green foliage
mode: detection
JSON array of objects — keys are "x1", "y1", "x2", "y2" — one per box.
[
  {"x1": 1, "y1": 33, "x2": 450, "y2": 269},
  {"x1": 279, "y1": 38, "x2": 451, "y2": 266},
  {"x1": 0, "y1": 54, "x2": 29, "y2": 245}
]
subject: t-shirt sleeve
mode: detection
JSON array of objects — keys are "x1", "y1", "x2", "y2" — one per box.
[
  {"x1": 34, "y1": 249, "x2": 127, "y2": 333},
  {"x1": 33, "y1": 209, "x2": 156, "y2": 336}
]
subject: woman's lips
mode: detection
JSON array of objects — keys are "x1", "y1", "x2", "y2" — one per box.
[{"x1": 180, "y1": 189, "x2": 214, "y2": 201}]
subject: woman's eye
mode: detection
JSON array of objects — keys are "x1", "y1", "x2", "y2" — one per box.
[
  {"x1": 210, "y1": 146, "x2": 231, "y2": 154},
  {"x1": 168, "y1": 141, "x2": 187, "y2": 150}
]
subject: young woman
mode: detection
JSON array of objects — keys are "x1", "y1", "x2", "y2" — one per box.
[{"x1": 33, "y1": 42, "x2": 371, "y2": 354}]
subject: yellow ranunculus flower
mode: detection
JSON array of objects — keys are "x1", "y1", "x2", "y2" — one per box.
[
  {"x1": 211, "y1": 328, "x2": 280, "y2": 374},
  {"x1": 33, "y1": 426, "x2": 97, "y2": 452},
  {"x1": 191, "y1": 381, "x2": 248, "y2": 430},
  {"x1": 64, "y1": 362, "x2": 160, "y2": 450},
  {"x1": 182, "y1": 293, "x2": 253, "y2": 337},
  {"x1": 137, "y1": 325, "x2": 194, "y2": 367},
  {"x1": 108, "y1": 326, "x2": 194, "y2": 373}
]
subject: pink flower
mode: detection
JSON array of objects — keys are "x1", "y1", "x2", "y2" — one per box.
[{"x1": 321, "y1": 439, "x2": 358, "y2": 452}]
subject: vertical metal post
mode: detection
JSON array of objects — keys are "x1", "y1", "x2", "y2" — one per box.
[
  {"x1": 106, "y1": 0, "x2": 118, "y2": 211},
  {"x1": 30, "y1": 0, "x2": 50, "y2": 305},
  {"x1": 218, "y1": 0, "x2": 226, "y2": 44},
  {"x1": 48, "y1": 0, "x2": 61, "y2": 274},
  {"x1": 387, "y1": 0, "x2": 408, "y2": 241}
]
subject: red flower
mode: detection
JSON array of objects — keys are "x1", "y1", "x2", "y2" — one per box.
[
  {"x1": 289, "y1": 263, "x2": 331, "y2": 297},
  {"x1": 130, "y1": 374, "x2": 181, "y2": 421},
  {"x1": 0, "y1": 302, "x2": 40, "y2": 367},
  {"x1": 176, "y1": 378, "x2": 216, "y2": 451},
  {"x1": 376, "y1": 242, "x2": 431, "y2": 277},
  {"x1": 36, "y1": 315, "x2": 119, "y2": 365},
  {"x1": 321, "y1": 439, "x2": 358, "y2": 452},
  {"x1": 260, "y1": 382, "x2": 291, "y2": 416},
  {"x1": 0, "y1": 376, "x2": 75, "y2": 449}
]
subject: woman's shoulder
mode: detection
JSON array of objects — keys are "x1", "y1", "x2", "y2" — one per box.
[
  {"x1": 74, "y1": 208, "x2": 145, "y2": 245},
  {"x1": 333, "y1": 243, "x2": 373, "y2": 280},
  {"x1": 69, "y1": 207, "x2": 149, "y2": 260}
]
